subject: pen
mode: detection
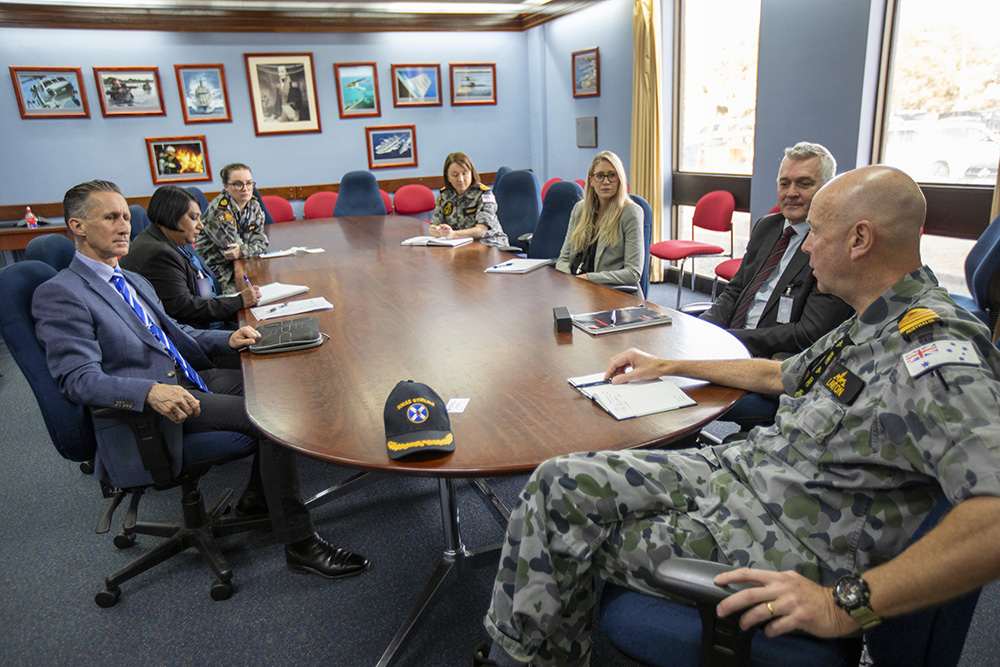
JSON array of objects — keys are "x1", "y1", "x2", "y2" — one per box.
[
  {"x1": 264, "y1": 303, "x2": 287, "y2": 315},
  {"x1": 492, "y1": 262, "x2": 514, "y2": 269},
  {"x1": 243, "y1": 274, "x2": 253, "y2": 288}
]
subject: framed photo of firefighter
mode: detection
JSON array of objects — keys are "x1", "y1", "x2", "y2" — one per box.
[
  {"x1": 145, "y1": 135, "x2": 212, "y2": 185},
  {"x1": 390, "y1": 64, "x2": 441, "y2": 107},
  {"x1": 174, "y1": 63, "x2": 232, "y2": 124},
  {"x1": 244, "y1": 52, "x2": 321, "y2": 136},
  {"x1": 572, "y1": 47, "x2": 600, "y2": 98},
  {"x1": 449, "y1": 63, "x2": 496, "y2": 106},
  {"x1": 94, "y1": 66, "x2": 166, "y2": 116},
  {"x1": 9, "y1": 66, "x2": 90, "y2": 119},
  {"x1": 365, "y1": 124, "x2": 417, "y2": 169},
  {"x1": 334, "y1": 62, "x2": 381, "y2": 118}
]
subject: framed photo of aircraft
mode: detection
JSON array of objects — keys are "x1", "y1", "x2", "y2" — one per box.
[
  {"x1": 390, "y1": 63, "x2": 442, "y2": 108},
  {"x1": 365, "y1": 124, "x2": 417, "y2": 169},
  {"x1": 9, "y1": 66, "x2": 90, "y2": 119},
  {"x1": 449, "y1": 63, "x2": 496, "y2": 106}
]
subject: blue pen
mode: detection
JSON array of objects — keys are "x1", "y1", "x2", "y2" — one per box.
[
  {"x1": 265, "y1": 303, "x2": 287, "y2": 315},
  {"x1": 492, "y1": 262, "x2": 514, "y2": 269},
  {"x1": 243, "y1": 274, "x2": 254, "y2": 288}
]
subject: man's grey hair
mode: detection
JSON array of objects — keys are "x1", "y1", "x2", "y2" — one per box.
[
  {"x1": 63, "y1": 180, "x2": 122, "y2": 221},
  {"x1": 782, "y1": 142, "x2": 836, "y2": 183}
]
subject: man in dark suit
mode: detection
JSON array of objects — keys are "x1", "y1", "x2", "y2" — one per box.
[
  {"x1": 32, "y1": 179, "x2": 369, "y2": 580},
  {"x1": 701, "y1": 142, "x2": 853, "y2": 429}
]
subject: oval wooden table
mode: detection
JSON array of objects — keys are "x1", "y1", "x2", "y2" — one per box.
[{"x1": 240, "y1": 215, "x2": 749, "y2": 666}]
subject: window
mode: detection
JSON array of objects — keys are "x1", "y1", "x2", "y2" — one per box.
[{"x1": 881, "y1": 0, "x2": 1000, "y2": 185}]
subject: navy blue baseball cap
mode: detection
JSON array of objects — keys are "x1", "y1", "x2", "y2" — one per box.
[{"x1": 384, "y1": 380, "x2": 455, "y2": 460}]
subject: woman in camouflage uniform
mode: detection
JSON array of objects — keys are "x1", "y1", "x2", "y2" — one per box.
[{"x1": 430, "y1": 152, "x2": 509, "y2": 247}]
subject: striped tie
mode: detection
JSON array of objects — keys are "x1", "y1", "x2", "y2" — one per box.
[
  {"x1": 730, "y1": 226, "x2": 796, "y2": 329},
  {"x1": 110, "y1": 268, "x2": 211, "y2": 393}
]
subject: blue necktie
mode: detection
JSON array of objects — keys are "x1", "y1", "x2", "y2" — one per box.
[
  {"x1": 110, "y1": 268, "x2": 211, "y2": 393},
  {"x1": 178, "y1": 244, "x2": 219, "y2": 297}
]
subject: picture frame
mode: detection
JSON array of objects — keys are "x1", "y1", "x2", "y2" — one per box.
[
  {"x1": 572, "y1": 47, "x2": 600, "y2": 98},
  {"x1": 576, "y1": 116, "x2": 598, "y2": 148},
  {"x1": 365, "y1": 125, "x2": 417, "y2": 169},
  {"x1": 145, "y1": 135, "x2": 212, "y2": 185},
  {"x1": 334, "y1": 62, "x2": 381, "y2": 118},
  {"x1": 390, "y1": 64, "x2": 442, "y2": 107},
  {"x1": 449, "y1": 63, "x2": 496, "y2": 106},
  {"x1": 94, "y1": 67, "x2": 166, "y2": 116},
  {"x1": 243, "y1": 53, "x2": 321, "y2": 136},
  {"x1": 174, "y1": 64, "x2": 232, "y2": 124},
  {"x1": 9, "y1": 66, "x2": 90, "y2": 119}
]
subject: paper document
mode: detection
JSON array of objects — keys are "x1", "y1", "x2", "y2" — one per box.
[
  {"x1": 257, "y1": 282, "x2": 309, "y2": 306},
  {"x1": 401, "y1": 236, "x2": 473, "y2": 247},
  {"x1": 568, "y1": 372, "x2": 696, "y2": 420},
  {"x1": 260, "y1": 246, "x2": 326, "y2": 258},
  {"x1": 251, "y1": 297, "x2": 334, "y2": 321},
  {"x1": 484, "y1": 258, "x2": 552, "y2": 274}
]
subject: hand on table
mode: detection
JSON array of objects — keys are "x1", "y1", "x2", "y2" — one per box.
[
  {"x1": 430, "y1": 224, "x2": 454, "y2": 239},
  {"x1": 605, "y1": 347, "x2": 668, "y2": 384},
  {"x1": 229, "y1": 325, "x2": 261, "y2": 349}
]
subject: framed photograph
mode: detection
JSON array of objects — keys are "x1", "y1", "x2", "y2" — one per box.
[
  {"x1": 244, "y1": 53, "x2": 321, "y2": 136},
  {"x1": 572, "y1": 47, "x2": 600, "y2": 98},
  {"x1": 94, "y1": 67, "x2": 166, "y2": 116},
  {"x1": 576, "y1": 116, "x2": 598, "y2": 148},
  {"x1": 174, "y1": 64, "x2": 232, "y2": 123},
  {"x1": 449, "y1": 63, "x2": 496, "y2": 106},
  {"x1": 334, "y1": 62, "x2": 381, "y2": 119},
  {"x1": 9, "y1": 66, "x2": 90, "y2": 119},
  {"x1": 390, "y1": 64, "x2": 441, "y2": 107},
  {"x1": 145, "y1": 135, "x2": 212, "y2": 185},
  {"x1": 365, "y1": 125, "x2": 417, "y2": 170}
]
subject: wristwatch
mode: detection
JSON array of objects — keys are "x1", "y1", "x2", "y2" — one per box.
[{"x1": 833, "y1": 574, "x2": 882, "y2": 629}]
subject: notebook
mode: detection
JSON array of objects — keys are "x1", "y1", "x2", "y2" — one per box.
[
  {"x1": 401, "y1": 236, "x2": 473, "y2": 247},
  {"x1": 571, "y1": 305, "x2": 672, "y2": 335},
  {"x1": 257, "y1": 282, "x2": 309, "y2": 306},
  {"x1": 568, "y1": 372, "x2": 696, "y2": 420},
  {"x1": 484, "y1": 258, "x2": 553, "y2": 273},
  {"x1": 249, "y1": 317, "x2": 324, "y2": 354}
]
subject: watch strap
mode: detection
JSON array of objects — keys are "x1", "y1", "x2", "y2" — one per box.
[{"x1": 848, "y1": 605, "x2": 882, "y2": 629}]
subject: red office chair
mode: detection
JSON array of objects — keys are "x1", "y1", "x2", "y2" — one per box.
[
  {"x1": 651, "y1": 190, "x2": 736, "y2": 308},
  {"x1": 541, "y1": 177, "x2": 562, "y2": 202},
  {"x1": 393, "y1": 184, "x2": 437, "y2": 219},
  {"x1": 574, "y1": 179, "x2": 586, "y2": 190},
  {"x1": 260, "y1": 195, "x2": 295, "y2": 223},
  {"x1": 304, "y1": 191, "x2": 338, "y2": 219},
  {"x1": 380, "y1": 189, "x2": 393, "y2": 215}
]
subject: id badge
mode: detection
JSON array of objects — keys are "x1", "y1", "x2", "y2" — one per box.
[
  {"x1": 195, "y1": 275, "x2": 214, "y2": 298},
  {"x1": 777, "y1": 294, "x2": 794, "y2": 324}
]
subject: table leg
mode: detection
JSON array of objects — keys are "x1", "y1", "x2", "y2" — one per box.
[{"x1": 303, "y1": 470, "x2": 378, "y2": 510}]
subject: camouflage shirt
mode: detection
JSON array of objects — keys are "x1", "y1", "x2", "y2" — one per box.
[
  {"x1": 195, "y1": 193, "x2": 268, "y2": 294},
  {"x1": 430, "y1": 184, "x2": 509, "y2": 247},
  {"x1": 704, "y1": 265, "x2": 1000, "y2": 582}
]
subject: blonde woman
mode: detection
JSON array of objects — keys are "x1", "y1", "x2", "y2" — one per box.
[{"x1": 555, "y1": 151, "x2": 644, "y2": 295}]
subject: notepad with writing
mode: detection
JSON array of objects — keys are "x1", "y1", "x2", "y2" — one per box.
[
  {"x1": 401, "y1": 236, "x2": 473, "y2": 247},
  {"x1": 571, "y1": 305, "x2": 672, "y2": 335},
  {"x1": 257, "y1": 282, "x2": 309, "y2": 306},
  {"x1": 568, "y1": 372, "x2": 696, "y2": 420},
  {"x1": 484, "y1": 258, "x2": 552, "y2": 274}
]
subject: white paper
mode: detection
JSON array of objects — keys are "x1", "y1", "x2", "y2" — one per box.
[
  {"x1": 251, "y1": 297, "x2": 334, "y2": 321},
  {"x1": 568, "y1": 372, "x2": 695, "y2": 420},
  {"x1": 256, "y1": 282, "x2": 309, "y2": 306},
  {"x1": 260, "y1": 246, "x2": 326, "y2": 258},
  {"x1": 446, "y1": 398, "x2": 470, "y2": 413},
  {"x1": 401, "y1": 236, "x2": 473, "y2": 247},
  {"x1": 484, "y1": 258, "x2": 551, "y2": 274}
]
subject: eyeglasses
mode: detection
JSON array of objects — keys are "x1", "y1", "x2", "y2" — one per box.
[
  {"x1": 227, "y1": 181, "x2": 255, "y2": 190},
  {"x1": 591, "y1": 172, "x2": 619, "y2": 184}
]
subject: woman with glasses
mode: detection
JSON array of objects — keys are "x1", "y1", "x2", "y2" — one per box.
[
  {"x1": 195, "y1": 163, "x2": 269, "y2": 294},
  {"x1": 121, "y1": 185, "x2": 261, "y2": 330},
  {"x1": 555, "y1": 151, "x2": 644, "y2": 296},
  {"x1": 429, "y1": 152, "x2": 510, "y2": 247}
]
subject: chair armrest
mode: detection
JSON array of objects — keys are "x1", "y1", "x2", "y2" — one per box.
[
  {"x1": 655, "y1": 558, "x2": 754, "y2": 605},
  {"x1": 518, "y1": 232, "x2": 534, "y2": 243},
  {"x1": 680, "y1": 302, "x2": 712, "y2": 316},
  {"x1": 90, "y1": 407, "x2": 173, "y2": 486},
  {"x1": 612, "y1": 285, "x2": 638, "y2": 294}
]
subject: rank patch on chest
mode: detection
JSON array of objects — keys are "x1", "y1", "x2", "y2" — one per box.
[
  {"x1": 443, "y1": 202, "x2": 453, "y2": 216},
  {"x1": 902, "y1": 340, "x2": 980, "y2": 378},
  {"x1": 822, "y1": 361, "x2": 864, "y2": 404}
]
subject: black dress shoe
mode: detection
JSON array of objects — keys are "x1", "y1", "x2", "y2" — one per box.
[
  {"x1": 285, "y1": 534, "x2": 370, "y2": 579},
  {"x1": 473, "y1": 642, "x2": 498, "y2": 666},
  {"x1": 234, "y1": 489, "x2": 269, "y2": 517}
]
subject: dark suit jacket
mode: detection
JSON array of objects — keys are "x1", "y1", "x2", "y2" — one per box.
[
  {"x1": 32, "y1": 256, "x2": 233, "y2": 486},
  {"x1": 701, "y1": 213, "x2": 852, "y2": 358},
  {"x1": 120, "y1": 224, "x2": 243, "y2": 328}
]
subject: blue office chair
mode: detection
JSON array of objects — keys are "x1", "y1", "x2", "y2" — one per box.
[
  {"x1": 0, "y1": 260, "x2": 264, "y2": 607},
  {"x1": 128, "y1": 204, "x2": 151, "y2": 241},
  {"x1": 24, "y1": 233, "x2": 75, "y2": 271},
  {"x1": 599, "y1": 496, "x2": 980, "y2": 667},
  {"x1": 950, "y1": 213, "x2": 1000, "y2": 329},
  {"x1": 630, "y1": 194, "x2": 653, "y2": 299},
  {"x1": 185, "y1": 186, "x2": 210, "y2": 214},
  {"x1": 252, "y1": 186, "x2": 277, "y2": 226},
  {"x1": 520, "y1": 180, "x2": 583, "y2": 260},
  {"x1": 494, "y1": 170, "x2": 543, "y2": 253},
  {"x1": 493, "y1": 165, "x2": 512, "y2": 191},
  {"x1": 333, "y1": 170, "x2": 385, "y2": 217}
]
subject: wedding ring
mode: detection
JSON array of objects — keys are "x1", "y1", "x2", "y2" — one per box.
[{"x1": 766, "y1": 601, "x2": 776, "y2": 618}]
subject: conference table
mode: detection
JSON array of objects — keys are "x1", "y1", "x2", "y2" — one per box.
[{"x1": 240, "y1": 215, "x2": 749, "y2": 666}]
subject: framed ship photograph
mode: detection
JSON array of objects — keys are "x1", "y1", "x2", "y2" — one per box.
[
  {"x1": 334, "y1": 62, "x2": 381, "y2": 118},
  {"x1": 244, "y1": 52, "x2": 321, "y2": 136},
  {"x1": 175, "y1": 64, "x2": 232, "y2": 123},
  {"x1": 572, "y1": 47, "x2": 600, "y2": 98},
  {"x1": 9, "y1": 66, "x2": 90, "y2": 119},
  {"x1": 145, "y1": 135, "x2": 212, "y2": 185},
  {"x1": 449, "y1": 63, "x2": 496, "y2": 106},
  {"x1": 365, "y1": 124, "x2": 417, "y2": 169},
  {"x1": 94, "y1": 66, "x2": 166, "y2": 116},
  {"x1": 390, "y1": 64, "x2": 441, "y2": 107}
]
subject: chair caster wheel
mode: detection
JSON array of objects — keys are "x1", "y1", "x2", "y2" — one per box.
[
  {"x1": 95, "y1": 586, "x2": 121, "y2": 608},
  {"x1": 210, "y1": 578, "x2": 233, "y2": 601},
  {"x1": 113, "y1": 532, "x2": 136, "y2": 549},
  {"x1": 79, "y1": 459, "x2": 95, "y2": 475}
]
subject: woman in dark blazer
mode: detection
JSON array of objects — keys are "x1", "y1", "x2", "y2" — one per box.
[{"x1": 120, "y1": 185, "x2": 260, "y2": 329}]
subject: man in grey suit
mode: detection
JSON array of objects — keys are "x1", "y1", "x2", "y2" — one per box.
[
  {"x1": 32, "y1": 180, "x2": 369, "y2": 580},
  {"x1": 700, "y1": 142, "x2": 853, "y2": 429}
]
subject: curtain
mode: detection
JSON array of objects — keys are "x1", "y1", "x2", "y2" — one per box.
[{"x1": 630, "y1": 0, "x2": 665, "y2": 283}]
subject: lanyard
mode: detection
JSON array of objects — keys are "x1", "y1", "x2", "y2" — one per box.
[{"x1": 793, "y1": 334, "x2": 852, "y2": 398}]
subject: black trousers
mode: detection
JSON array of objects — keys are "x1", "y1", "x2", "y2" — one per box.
[{"x1": 182, "y1": 367, "x2": 314, "y2": 544}]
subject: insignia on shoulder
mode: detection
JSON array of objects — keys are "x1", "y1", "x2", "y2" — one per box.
[
  {"x1": 481, "y1": 192, "x2": 496, "y2": 204},
  {"x1": 443, "y1": 202, "x2": 453, "y2": 216},
  {"x1": 897, "y1": 308, "x2": 942, "y2": 339},
  {"x1": 216, "y1": 213, "x2": 228, "y2": 222},
  {"x1": 902, "y1": 339, "x2": 980, "y2": 378},
  {"x1": 439, "y1": 186, "x2": 448, "y2": 192},
  {"x1": 479, "y1": 183, "x2": 490, "y2": 191},
  {"x1": 219, "y1": 197, "x2": 229, "y2": 207}
]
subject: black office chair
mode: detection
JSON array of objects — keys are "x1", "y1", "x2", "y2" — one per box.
[
  {"x1": 0, "y1": 260, "x2": 267, "y2": 607},
  {"x1": 519, "y1": 180, "x2": 583, "y2": 260},
  {"x1": 128, "y1": 204, "x2": 151, "y2": 241},
  {"x1": 599, "y1": 496, "x2": 980, "y2": 667},
  {"x1": 24, "y1": 233, "x2": 75, "y2": 271}
]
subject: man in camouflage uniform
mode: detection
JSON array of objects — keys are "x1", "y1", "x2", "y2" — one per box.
[
  {"x1": 430, "y1": 183, "x2": 510, "y2": 247},
  {"x1": 195, "y1": 191, "x2": 268, "y2": 294},
  {"x1": 482, "y1": 166, "x2": 1000, "y2": 666}
]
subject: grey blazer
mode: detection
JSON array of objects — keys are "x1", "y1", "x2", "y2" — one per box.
[
  {"x1": 32, "y1": 256, "x2": 233, "y2": 486},
  {"x1": 555, "y1": 200, "x2": 645, "y2": 296}
]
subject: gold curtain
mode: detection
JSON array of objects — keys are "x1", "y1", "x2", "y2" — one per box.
[{"x1": 630, "y1": 0, "x2": 665, "y2": 283}]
